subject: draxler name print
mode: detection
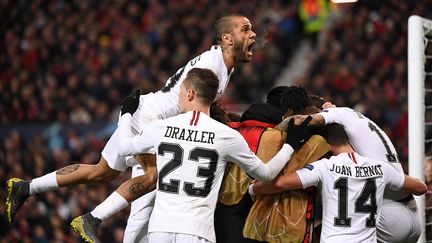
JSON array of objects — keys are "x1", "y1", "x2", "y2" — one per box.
[{"x1": 164, "y1": 126, "x2": 215, "y2": 144}]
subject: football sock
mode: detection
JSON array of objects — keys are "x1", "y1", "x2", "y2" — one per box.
[
  {"x1": 29, "y1": 171, "x2": 59, "y2": 195},
  {"x1": 90, "y1": 191, "x2": 128, "y2": 221}
]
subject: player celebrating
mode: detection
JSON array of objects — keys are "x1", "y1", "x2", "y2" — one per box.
[
  {"x1": 290, "y1": 99, "x2": 423, "y2": 243},
  {"x1": 250, "y1": 123, "x2": 427, "y2": 242},
  {"x1": 116, "y1": 68, "x2": 312, "y2": 243},
  {"x1": 6, "y1": 13, "x2": 256, "y2": 242},
  {"x1": 216, "y1": 85, "x2": 328, "y2": 243}
]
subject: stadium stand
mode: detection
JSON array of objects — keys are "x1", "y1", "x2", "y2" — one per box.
[
  {"x1": 1, "y1": 0, "x2": 432, "y2": 242},
  {"x1": 0, "y1": 0, "x2": 302, "y2": 241}
]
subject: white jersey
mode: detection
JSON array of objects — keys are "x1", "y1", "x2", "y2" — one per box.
[
  {"x1": 130, "y1": 45, "x2": 232, "y2": 133},
  {"x1": 296, "y1": 152, "x2": 405, "y2": 242},
  {"x1": 118, "y1": 111, "x2": 294, "y2": 243},
  {"x1": 319, "y1": 107, "x2": 409, "y2": 202}
]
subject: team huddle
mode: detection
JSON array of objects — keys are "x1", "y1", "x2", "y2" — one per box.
[{"x1": 5, "y1": 14, "x2": 428, "y2": 243}]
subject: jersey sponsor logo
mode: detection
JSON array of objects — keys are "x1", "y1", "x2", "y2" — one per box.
[{"x1": 305, "y1": 164, "x2": 314, "y2": 170}]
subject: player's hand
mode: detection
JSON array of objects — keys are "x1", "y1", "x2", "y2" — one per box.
[
  {"x1": 285, "y1": 115, "x2": 313, "y2": 150},
  {"x1": 292, "y1": 115, "x2": 308, "y2": 126},
  {"x1": 120, "y1": 89, "x2": 140, "y2": 115},
  {"x1": 322, "y1": 101, "x2": 336, "y2": 109}
]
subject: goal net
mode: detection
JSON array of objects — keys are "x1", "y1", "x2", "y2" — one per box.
[{"x1": 408, "y1": 15, "x2": 432, "y2": 243}]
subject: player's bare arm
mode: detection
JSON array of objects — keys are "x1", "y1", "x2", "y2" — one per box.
[
  {"x1": 56, "y1": 164, "x2": 80, "y2": 175},
  {"x1": 248, "y1": 179, "x2": 280, "y2": 195},
  {"x1": 401, "y1": 175, "x2": 427, "y2": 195},
  {"x1": 249, "y1": 172, "x2": 303, "y2": 195},
  {"x1": 114, "y1": 90, "x2": 158, "y2": 202},
  {"x1": 276, "y1": 114, "x2": 325, "y2": 131},
  {"x1": 116, "y1": 169, "x2": 157, "y2": 202},
  {"x1": 232, "y1": 116, "x2": 314, "y2": 183},
  {"x1": 247, "y1": 117, "x2": 313, "y2": 193}
]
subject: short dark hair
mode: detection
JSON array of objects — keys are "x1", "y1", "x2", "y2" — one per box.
[
  {"x1": 279, "y1": 85, "x2": 310, "y2": 115},
  {"x1": 184, "y1": 68, "x2": 219, "y2": 105},
  {"x1": 319, "y1": 123, "x2": 349, "y2": 146},
  {"x1": 214, "y1": 13, "x2": 246, "y2": 43},
  {"x1": 308, "y1": 95, "x2": 326, "y2": 110},
  {"x1": 210, "y1": 101, "x2": 240, "y2": 124},
  {"x1": 266, "y1": 86, "x2": 289, "y2": 109}
]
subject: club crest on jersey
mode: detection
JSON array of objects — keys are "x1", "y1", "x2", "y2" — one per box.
[{"x1": 304, "y1": 164, "x2": 314, "y2": 170}]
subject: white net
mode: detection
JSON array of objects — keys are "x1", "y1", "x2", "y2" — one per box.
[
  {"x1": 408, "y1": 15, "x2": 432, "y2": 243},
  {"x1": 425, "y1": 23, "x2": 432, "y2": 243}
]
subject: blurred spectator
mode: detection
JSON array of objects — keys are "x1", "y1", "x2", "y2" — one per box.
[
  {"x1": 303, "y1": 0, "x2": 432, "y2": 167},
  {"x1": 0, "y1": 0, "x2": 303, "y2": 240},
  {"x1": 0, "y1": 0, "x2": 302, "y2": 125},
  {"x1": 2, "y1": 0, "x2": 432, "y2": 241},
  {"x1": 299, "y1": 0, "x2": 329, "y2": 45}
]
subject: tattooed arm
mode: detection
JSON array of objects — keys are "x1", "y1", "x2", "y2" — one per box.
[
  {"x1": 56, "y1": 164, "x2": 80, "y2": 175},
  {"x1": 275, "y1": 114, "x2": 325, "y2": 131}
]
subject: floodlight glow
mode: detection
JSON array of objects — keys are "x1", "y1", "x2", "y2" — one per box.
[{"x1": 331, "y1": 0, "x2": 358, "y2": 3}]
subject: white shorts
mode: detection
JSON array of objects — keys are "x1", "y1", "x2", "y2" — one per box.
[
  {"x1": 123, "y1": 203, "x2": 152, "y2": 243},
  {"x1": 102, "y1": 93, "x2": 159, "y2": 172},
  {"x1": 148, "y1": 232, "x2": 211, "y2": 243},
  {"x1": 123, "y1": 165, "x2": 156, "y2": 243},
  {"x1": 377, "y1": 198, "x2": 421, "y2": 243}
]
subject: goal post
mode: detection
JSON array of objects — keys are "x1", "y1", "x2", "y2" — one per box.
[{"x1": 408, "y1": 15, "x2": 432, "y2": 243}]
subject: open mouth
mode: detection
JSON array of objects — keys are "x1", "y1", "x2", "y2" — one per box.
[{"x1": 247, "y1": 42, "x2": 255, "y2": 56}]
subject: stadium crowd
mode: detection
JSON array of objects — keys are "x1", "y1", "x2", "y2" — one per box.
[
  {"x1": 0, "y1": 0, "x2": 302, "y2": 241},
  {"x1": 302, "y1": 0, "x2": 432, "y2": 170},
  {"x1": 1, "y1": 0, "x2": 432, "y2": 242},
  {"x1": 0, "y1": 0, "x2": 302, "y2": 126}
]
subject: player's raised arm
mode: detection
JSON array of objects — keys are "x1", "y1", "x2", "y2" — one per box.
[
  {"x1": 276, "y1": 114, "x2": 325, "y2": 131},
  {"x1": 117, "y1": 89, "x2": 154, "y2": 156}
]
